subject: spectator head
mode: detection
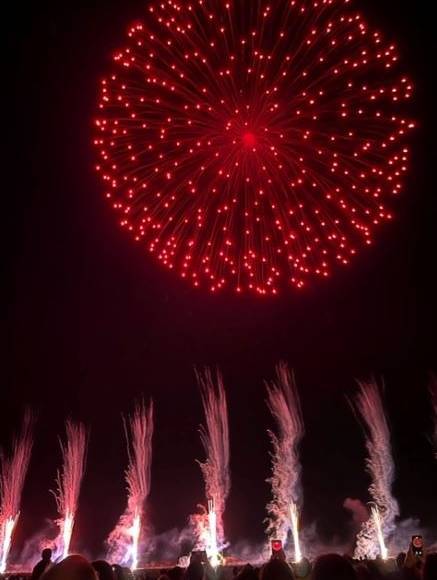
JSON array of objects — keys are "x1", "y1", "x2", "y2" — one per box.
[
  {"x1": 184, "y1": 561, "x2": 204, "y2": 580},
  {"x1": 42, "y1": 549, "x2": 53, "y2": 561},
  {"x1": 41, "y1": 555, "x2": 97, "y2": 580},
  {"x1": 92, "y1": 560, "x2": 115, "y2": 580},
  {"x1": 261, "y1": 558, "x2": 295, "y2": 580},
  {"x1": 396, "y1": 552, "x2": 406, "y2": 568},
  {"x1": 237, "y1": 564, "x2": 258, "y2": 580},
  {"x1": 168, "y1": 566, "x2": 184, "y2": 580},
  {"x1": 311, "y1": 554, "x2": 357, "y2": 580},
  {"x1": 292, "y1": 557, "x2": 311, "y2": 579}
]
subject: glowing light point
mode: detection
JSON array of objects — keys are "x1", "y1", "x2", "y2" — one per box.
[{"x1": 242, "y1": 132, "x2": 257, "y2": 148}]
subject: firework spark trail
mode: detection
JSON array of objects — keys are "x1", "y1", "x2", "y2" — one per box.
[
  {"x1": 52, "y1": 420, "x2": 88, "y2": 561},
  {"x1": 371, "y1": 505, "x2": 388, "y2": 560},
  {"x1": 289, "y1": 502, "x2": 302, "y2": 563},
  {"x1": 107, "y1": 400, "x2": 154, "y2": 570},
  {"x1": 207, "y1": 499, "x2": 220, "y2": 567},
  {"x1": 94, "y1": 0, "x2": 415, "y2": 295},
  {"x1": 353, "y1": 380, "x2": 399, "y2": 559},
  {"x1": 194, "y1": 368, "x2": 230, "y2": 562},
  {"x1": 0, "y1": 412, "x2": 34, "y2": 574},
  {"x1": 266, "y1": 362, "x2": 304, "y2": 561}
]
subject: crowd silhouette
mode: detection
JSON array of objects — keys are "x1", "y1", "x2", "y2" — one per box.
[{"x1": 1, "y1": 544, "x2": 436, "y2": 580}]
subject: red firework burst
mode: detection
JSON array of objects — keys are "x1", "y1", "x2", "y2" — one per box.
[{"x1": 93, "y1": 0, "x2": 414, "y2": 295}]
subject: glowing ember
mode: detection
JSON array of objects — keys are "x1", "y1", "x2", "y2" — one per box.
[
  {"x1": 107, "y1": 400, "x2": 154, "y2": 570},
  {"x1": 94, "y1": 0, "x2": 414, "y2": 295},
  {"x1": 52, "y1": 421, "x2": 88, "y2": 560},
  {"x1": 194, "y1": 368, "x2": 230, "y2": 565},
  {"x1": 0, "y1": 412, "x2": 33, "y2": 574},
  {"x1": 352, "y1": 380, "x2": 398, "y2": 560},
  {"x1": 371, "y1": 505, "x2": 388, "y2": 560},
  {"x1": 266, "y1": 362, "x2": 304, "y2": 557},
  {"x1": 289, "y1": 502, "x2": 302, "y2": 563}
]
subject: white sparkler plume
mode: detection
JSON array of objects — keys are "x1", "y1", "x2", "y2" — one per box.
[
  {"x1": 194, "y1": 368, "x2": 230, "y2": 565},
  {"x1": 352, "y1": 380, "x2": 399, "y2": 559},
  {"x1": 0, "y1": 412, "x2": 34, "y2": 574},
  {"x1": 106, "y1": 400, "x2": 154, "y2": 570},
  {"x1": 207, "y1": 499, "x2": 220, "y2": 568},
  {"x1": 266, "y1": 362, "x2": 304, "y2": 559},
  {"x1": 371, "y1": 505, "x2": 388, "y2": 560},
  {"x1": 289, "y1": 502, "x2": 302, "y2": 563}
]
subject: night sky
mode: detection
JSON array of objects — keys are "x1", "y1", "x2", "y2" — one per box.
[{"x1": 3, "y1": 0, "x2": 437, "y2": 564}]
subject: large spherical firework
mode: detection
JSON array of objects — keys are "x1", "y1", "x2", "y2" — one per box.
[{"x1": 93, "y1": 0, "x2": 414, "y2": 295}]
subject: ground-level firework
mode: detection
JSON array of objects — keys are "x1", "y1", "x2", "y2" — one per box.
[
  {"x1": 352, "y1": 380, "x2": 399, "y2": 559},
  {"x1": 107, "y1": 400, "x2": 154, "y2": 570},
  {"x1": 266, "y1": 363, "x2": 304, "y2": 562},
  {"x1": 94, "y1": 0, "x2": 414, "y2": 295},
  {"x1": 0, "y1": 380, "x2": 437, "y2": 571},
  {"x1": 371, "y1": 505, "x2": 388, "y2": 560},
  {"x1": 0, "y1": 412, "x2": 33, "y2": 573},
  {"x1": 194, "y1": 368, "x2": 230, "y2": 565},
  {"x1": 51, "y1": 420, "x2": 88, "y2": 561}
]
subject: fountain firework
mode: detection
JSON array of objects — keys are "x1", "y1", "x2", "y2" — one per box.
[
  {"x1": 195, "y1": 368, "x2": 230, "y2": 565},
  {"x1": 352, "y1": 380, "x2": 399, "y2": 560},
  {"x1": 107, "y1": 400, "x2": 154, "y2": 570},
  {"x1": 52, "y1": 420, "x2": 88, "y2": 561},
  {"x1": 371, "y1": 505, "x2": 388, "y2": 560},
  {"x1": 289, "y1": 503, "x2": 302, "y2": 564},
  {"x1": 0, "y1": 412, "x2": 34, "y2": 574},
  {"x1": 266, "y1": 363, "x2": 304, "y2": 562}
]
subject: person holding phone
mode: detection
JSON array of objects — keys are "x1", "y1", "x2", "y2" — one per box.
[{"x1": 403, "y1": 535, "x2": 425, "y2": 579}]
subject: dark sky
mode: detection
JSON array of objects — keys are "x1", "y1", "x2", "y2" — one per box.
[{"x1": 3, "y1": 0, "x2": 437, "y2": 564}]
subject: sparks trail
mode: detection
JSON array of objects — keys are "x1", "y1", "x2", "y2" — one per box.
[
  {"x1": 352, "y1": 380, "x2": 398, "y2": 560},
  {"x1": 371, "y1": 505, "x2": 388, "y2": 560},
  {"x1": 52, "y1": 420, "x2": 88, "y2": 561},
  {"x1": 266, "y1": 363, "x2": 304, "y2": 562},
  {"x1": 94, "y1": 0, "x2": 415, "y2": 295},
  {"x1": 193, "y1": 368, "x2": 230, "y2": 565},
  {"x1": 107, "y1": 400, "x2": 154, "y2": 570},
  {"x1": 0, "y1": 412, "x2": 34, "y2": 574}
]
